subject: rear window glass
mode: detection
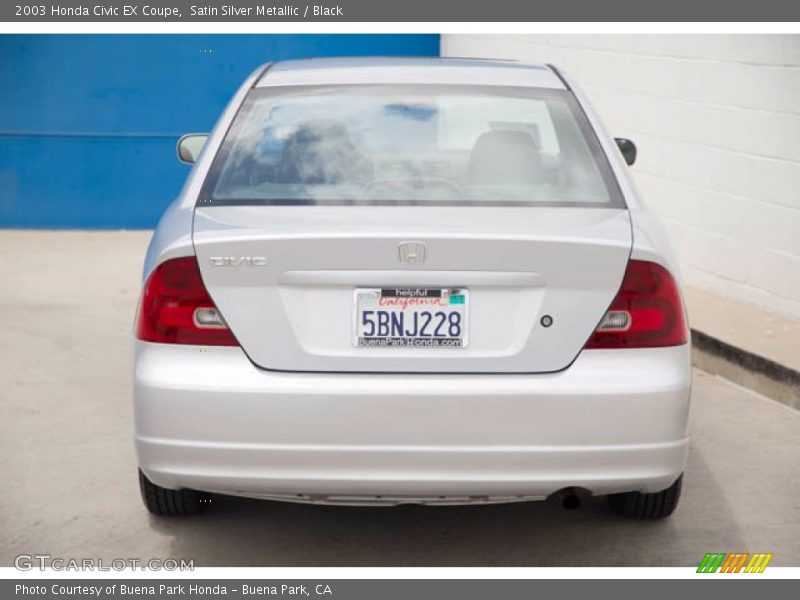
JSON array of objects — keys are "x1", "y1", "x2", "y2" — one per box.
[{"x1": 200, "y1": 85, "x2": 624, "y2": 208}]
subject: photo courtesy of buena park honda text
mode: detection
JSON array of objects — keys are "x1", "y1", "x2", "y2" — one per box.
[{"x1": 0, "y1": 0, "x2": 798, "y2": 597}]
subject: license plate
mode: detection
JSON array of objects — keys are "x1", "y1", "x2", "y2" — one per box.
[{"x1": 354, "y1": 288, "x2": 469, "y2": 348}]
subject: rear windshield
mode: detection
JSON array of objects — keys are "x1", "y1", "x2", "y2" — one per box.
[{"x1": 200, "y1": 85, "x2": 624, "y2": 208}]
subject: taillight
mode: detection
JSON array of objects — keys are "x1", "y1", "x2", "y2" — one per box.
[
  {"x1": 135, "y1": 256, "x2": 238, "y2": 346},
  {"x1": 585, "y1": 260, "x2": 687, "y2": 349}
]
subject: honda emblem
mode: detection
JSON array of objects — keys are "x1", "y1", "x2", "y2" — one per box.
[{"x1": 398, "y1": 241, "x2": 426, "y2": 265}]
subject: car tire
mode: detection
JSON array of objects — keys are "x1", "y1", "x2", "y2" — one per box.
[
  {"x1": 138, "y1": 469, "x2": 209, "y2": 516},
  {"x1": 607, "y1": 474, "x2": 682, "y2": 519}
]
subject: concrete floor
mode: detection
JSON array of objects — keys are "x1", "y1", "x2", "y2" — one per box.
[{"x1": 1, "y1": 231, "x2": 799, "y2": 567}]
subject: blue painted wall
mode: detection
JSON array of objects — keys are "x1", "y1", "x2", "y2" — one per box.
[{"x1": 0, "y1": 34, "x2": 440, "y2": 228}]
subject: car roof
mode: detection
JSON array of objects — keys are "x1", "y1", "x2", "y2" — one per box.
[{"x1": 255, "y1": 57, "x2": 566, "y2": 90}]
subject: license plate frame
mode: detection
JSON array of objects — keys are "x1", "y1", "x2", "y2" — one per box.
[{"x1": 353, "y1": 287, "x2": 469, "y2": 349}]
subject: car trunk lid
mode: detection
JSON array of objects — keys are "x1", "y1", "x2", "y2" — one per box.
[{"x1": 192, "y1": 205, "x2": 631, "y2": 373}]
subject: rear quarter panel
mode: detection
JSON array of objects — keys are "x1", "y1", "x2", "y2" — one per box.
[
  {"x1": 142, "y1": 63, "x2": 271, "y2": 281},
  {"x1": 561, "y1": 69, "x2": 683, "y2": 280}
]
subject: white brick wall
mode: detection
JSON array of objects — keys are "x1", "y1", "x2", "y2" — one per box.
[{"x1": 442, "y1": 35, "x2": 800, "y2": 318}]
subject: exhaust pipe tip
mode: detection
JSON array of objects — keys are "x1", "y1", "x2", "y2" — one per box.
[
  {"x1": 548, "y1": 487, "x2": 590, "y2": 510},
  {"x1": 561, "y1": 494, "x2": 581, "y2": 510}
]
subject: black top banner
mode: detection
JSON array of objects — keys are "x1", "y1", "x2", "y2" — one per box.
[{"x1": 5, "y1": 0, "x2": 800, "y2": 22}]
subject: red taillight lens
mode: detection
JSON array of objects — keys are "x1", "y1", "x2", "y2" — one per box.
[
  {"x1": 135, "y1": 256, "x2": 238, "y2": 346},
  {"x1": 585, "y1": 260, "x2": 688, "y2": 349}
]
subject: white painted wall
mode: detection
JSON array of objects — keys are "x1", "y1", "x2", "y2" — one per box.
[{"x1": 442, "y1": 35, "x2": 800, "y2": 318}]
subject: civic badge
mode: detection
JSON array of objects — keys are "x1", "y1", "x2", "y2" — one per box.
[{"x1": 398, "y1": 241, "x2": 426, "y2": 265}]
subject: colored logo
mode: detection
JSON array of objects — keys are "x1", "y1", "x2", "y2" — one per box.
[{"x1": 697, "y1": 552, "x2": 773, "y2": 573}]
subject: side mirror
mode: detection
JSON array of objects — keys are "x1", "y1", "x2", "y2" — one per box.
[
  {"x1": 177, "y1": 134, "x2": 208, "y2": 164},
  {"x1": 615, "y1": 138, "x2": 637, "y2": 166}
]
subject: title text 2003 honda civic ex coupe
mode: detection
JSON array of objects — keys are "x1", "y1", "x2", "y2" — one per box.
[{"x1": 134, "y1": 58, "x2": 690, "y2": 519}]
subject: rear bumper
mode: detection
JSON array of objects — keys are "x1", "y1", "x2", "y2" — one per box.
[{"x1": 134, "y1": 342, "x2": 691, "y2": 504}]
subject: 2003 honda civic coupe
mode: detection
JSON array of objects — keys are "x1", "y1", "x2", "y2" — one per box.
[{"x1": 134, "y1": 57, "x2": 690, "y2": 519}]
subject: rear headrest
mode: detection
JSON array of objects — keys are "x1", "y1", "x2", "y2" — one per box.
[
  {"x1": 277, "y1": 120, "x2": 372, "y2": 184},
  {"x1": 289, "y1": 120, "x2": 350, "y2": 144},
  {"x1": 467, "y1": 130, "x2": 543, "y2": 186}
]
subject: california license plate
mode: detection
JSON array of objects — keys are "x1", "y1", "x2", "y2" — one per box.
[{"x1": 354, "y1": 288, "x2": 469, "y2": 348}]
